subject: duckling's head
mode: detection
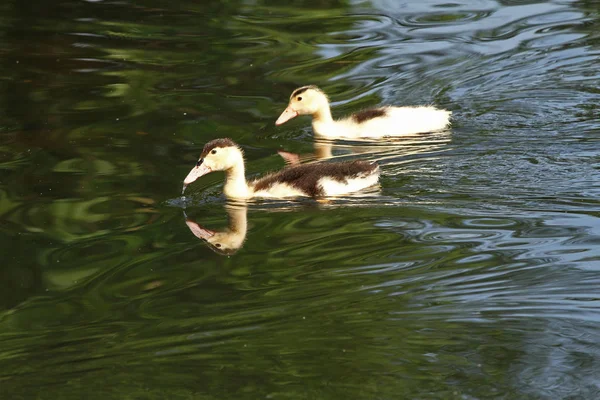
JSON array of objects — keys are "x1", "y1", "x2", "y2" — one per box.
[
  {"x1": 276, "y1": 85, "x2": 329, "y2": 125},
  {"x1": 183, "y1": 138, "x2": 242, "y2": 188}
]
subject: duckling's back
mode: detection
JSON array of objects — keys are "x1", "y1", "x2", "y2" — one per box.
[{"x1": 252, "y1": 161, "x2": 379, "y2": 198}]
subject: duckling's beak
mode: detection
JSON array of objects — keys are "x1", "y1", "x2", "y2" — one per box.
[
  {"x1": 185, "y1": 219, "x2": 215, "y2": 241},
  {"x1": 275, "y1": 106, "x2": 298, "y2": 125},
  {"x1": 183, "y1": 162, "x2": 212, "y2": 190}
]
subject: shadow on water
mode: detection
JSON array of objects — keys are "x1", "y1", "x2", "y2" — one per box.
[{"x1": 0, "y1": 0, "x2": 600, "y2": 398}]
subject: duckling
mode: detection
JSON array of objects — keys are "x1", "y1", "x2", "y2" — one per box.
[
  {"x1": 185, "y1": 204, "x2": 247, "y2": 255},
  {"x1": 182, "y1": 138, "x2": 379, "y2": 199},
  {"x1": 276, "y1": 85, "x2": 451, "y2": 138}
]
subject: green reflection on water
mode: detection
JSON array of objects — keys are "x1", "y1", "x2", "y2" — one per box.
[{"x1": 1, "y1": 0, "x2": 600, "y2": 398}]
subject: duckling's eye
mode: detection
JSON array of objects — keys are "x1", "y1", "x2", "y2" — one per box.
[
  {"x1": 211, "y1": 149, "x2": 217, "y2": 155},
  {"x1": 215, "y1": 243, "x2": 222, "y2": 248},
  {"x1": 297, "y1": 96, "x2": 302, "y2": 101}
]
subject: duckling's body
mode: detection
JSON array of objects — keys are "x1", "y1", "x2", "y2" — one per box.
[
  {"x1": 276, "y1": 86, "x2": 451, "y2": 138},
  {"x1": 183, "y1": 138, "x2": 379, "y2": 200},
  {"x1": 313, "y1": 105, "x2": 451, "y2": 139}
]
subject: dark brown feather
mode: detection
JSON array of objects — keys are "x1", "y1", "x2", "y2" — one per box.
[
  {"x1": 291, "y1": 85, "x2": 318, "y2": 99},
  {"x1": 200, "y1": 138, "x2": 236, "y2": 158},
  {"x1": 352, "y1": 108, "x2": 388, "y2": 124},
  {"x1": 253, "y1": 160, "x2": 378, "y2": 197}
]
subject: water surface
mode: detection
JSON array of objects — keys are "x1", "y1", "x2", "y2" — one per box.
[{"x1": 1, "y1": 0, "x2": 599, "y2": 398}]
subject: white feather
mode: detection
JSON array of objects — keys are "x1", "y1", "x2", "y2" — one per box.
[
  {"x1": 318, "y1": 170, "x2": 380, "y2": 196},
  {"x1": 252, "y1": 182, "x2": 307, "y2": 198},
  {"x1": 314, "y1": 106, "x2": 451, "y2": 139}
]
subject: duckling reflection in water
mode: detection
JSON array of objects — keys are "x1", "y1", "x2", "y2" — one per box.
[
  {"x1": 276, "y1": 131, "x2": 452, "y2": 167},
  {"x1": 276, "y1": 140, "x2": 334, "y2": 166},
  {"x1": 185, "y1": 203, "x2": 247, "y2": 255},
  {"x1": 182, "y1": 138, "x2": 380, "y2": 199}
]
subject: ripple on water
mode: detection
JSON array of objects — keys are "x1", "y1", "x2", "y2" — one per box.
[
  {"x1": 401, "y1": 10, "x2": 492, "y2": 29},
  {"x1": 1, "y1": 0, "x2": 600, "y2": 397},
  {"x1": 38, "y1": 236, "x2": 142, "y2": 289},
  {"x1": 5, "y1": 197, "x2": 159, "y2": 241},
  {"x1": 369, "y1": 210, "x2": 600, "y2": 324}
]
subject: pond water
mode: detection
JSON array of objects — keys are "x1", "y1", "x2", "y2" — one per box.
[{"x1": 1, "y1": 0, "x2": 599, "y2": 398}]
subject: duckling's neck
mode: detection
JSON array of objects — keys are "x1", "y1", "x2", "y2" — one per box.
[
  {"x1": 313, "y1": 102, "x2": 333, "y2": 124},
  {"x1": 312, "y1": 100, "x2": 334, "y2": 137},
  {"x1": 223, "y1": 156, "x2": 251, "y2": 199}
]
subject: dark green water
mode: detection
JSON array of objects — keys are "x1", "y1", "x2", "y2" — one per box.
[{"x1": 1, "y1": 0, "x2": 600, "y2": 398}]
